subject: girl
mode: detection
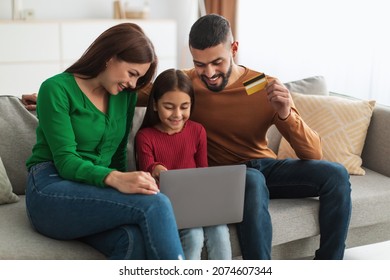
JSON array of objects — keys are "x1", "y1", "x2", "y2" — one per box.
[
  {"x1": 25, "y1": 23, "x2": 184, "y2": 260},
  {"x1": 136, "y1": 68, "x2": 232, "y2": 260}
]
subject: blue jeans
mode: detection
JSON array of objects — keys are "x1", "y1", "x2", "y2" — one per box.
[
  {"x1": 180, "y1": 225, "x2": 232, "y2": 260},
  {"x1": 238, "y1": 158, "x2": 351, "y2": 260},
  {"x1": 25, "y1": 162, "x2": 184, "y2": 260}
]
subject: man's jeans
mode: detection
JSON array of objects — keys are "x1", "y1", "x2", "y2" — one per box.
[
  {"x1": 26, "y1": 162, "x2": 184, "y2": 260},
  {"x1": 238, "y1": 158, "x2": 352, "y2": 260}
]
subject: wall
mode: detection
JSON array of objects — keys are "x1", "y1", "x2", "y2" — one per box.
[
  {"x1": 237, "y1": 0, "x2": 390, "y2": 106},
  {"x1": 0, "y1": 0, "x2": 198, "y2": 69}
]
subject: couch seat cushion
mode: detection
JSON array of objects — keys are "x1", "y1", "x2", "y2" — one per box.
[{"x1": 0, "y1": 196, "x2": 105, "y2": 260}]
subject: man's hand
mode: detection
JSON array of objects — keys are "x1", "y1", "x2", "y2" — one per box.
[
  {"x1": 266, "y1": 79, "x2": 292, "y2": 120},
  {"x1": 21, "y1": 93, "x2": 38, "y2": 111}
]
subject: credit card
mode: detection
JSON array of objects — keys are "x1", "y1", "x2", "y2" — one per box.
[{"x1": 243, "y1": 73, "x2": 267, "y2": 95}]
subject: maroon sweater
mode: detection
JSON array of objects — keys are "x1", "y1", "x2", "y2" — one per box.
[{"x1": 136, "y1": 120, "x2": 208, "y2": 173}]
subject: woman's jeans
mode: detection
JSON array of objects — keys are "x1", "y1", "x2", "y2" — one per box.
[
  {"x1": 25, "y1": 162, "x2": 184, "y2": 260},
  {"x1": 180, "y1": 225, "x2": 232, "y2": 260},
  {"x1": 239, "y1": 158, "x2": 352, "y2": 260}
]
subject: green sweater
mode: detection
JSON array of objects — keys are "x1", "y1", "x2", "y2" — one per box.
[{"x1": 26, "y1": 72, "x2": 137, "y2": 187}]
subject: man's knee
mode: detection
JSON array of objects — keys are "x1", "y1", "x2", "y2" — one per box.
[
  {"x1": 245, "y1": 168, "x2": 269, "y2": 198},
  {"x1": 321, "y1": 161, "x2": 351, "y2": 197}
]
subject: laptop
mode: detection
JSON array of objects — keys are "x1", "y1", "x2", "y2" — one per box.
[{"x1": 159, "y1": 164, "x2": 246, "y2": 229}]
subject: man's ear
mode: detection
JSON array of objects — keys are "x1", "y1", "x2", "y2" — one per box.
[{"x1": 231, "y1": 41, "x2": 239, "y2": 57}]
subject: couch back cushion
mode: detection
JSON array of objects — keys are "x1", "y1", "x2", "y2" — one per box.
[
  {"x1": 361, "y1": 103, "x2": 390, "y2": 177},
  {"x1": 127, "y1": 107, "x2": 146, "y2": 171},
  {"x1": 0, "y1": 96, "x2": 38, "y2": 195}
]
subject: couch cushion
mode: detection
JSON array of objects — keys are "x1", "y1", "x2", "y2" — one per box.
[
  {"x1": 348, "y1": 169, "x2": 390, "y2": 227},
  {"x1": 284, "y1": 75, "x2": 329, "y2": 96},
  {"x1": 0, "y1": 96, "x2": 38, "y2": 195},
  {"x1": 127, "y1": 107, "x2": 146, "y2": 171},
  {"x1": 268, "y1": 168, "x2": 390, "y2": 247},
  {"x1": 278, "y1": 92, "x2": 375, "y2": 175},
  {"x1": 0, "y1": 195, "x2": 105, "y2": 260},
  {"x1": 361, "y1": 103, "x2": 390, "y2": 177},
  {"x1": 0, "y1": 156, "x2": 19, "y2": 204}
]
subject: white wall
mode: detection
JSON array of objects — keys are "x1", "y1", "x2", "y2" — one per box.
[
  {"x1": 237, "y1": 0, "x2": 390, "y2": 105},
  {"x1": 0, "y1": 0, "x2": 199, "y2": 69}
]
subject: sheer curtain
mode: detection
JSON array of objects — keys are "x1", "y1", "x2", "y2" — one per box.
[{"x1": 236, "y1": 0, "x2": 390, "y2": 106}]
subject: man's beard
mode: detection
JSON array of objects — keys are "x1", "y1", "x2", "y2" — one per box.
[{"x1": 201, "y1": 61, "x2": 233, "y2": 92}]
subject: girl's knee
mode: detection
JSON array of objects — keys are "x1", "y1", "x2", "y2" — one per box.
[{"x1": 180, "y1": 228, "x2": 205, "y2": 253}]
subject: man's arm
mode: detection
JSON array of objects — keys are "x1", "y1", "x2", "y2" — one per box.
[
  {"x1": 21, "y1": 93, "x2": 37, "y2": 110},
  {"x1": 267, "y1": 79, "x2": 323, "y2": 160}
]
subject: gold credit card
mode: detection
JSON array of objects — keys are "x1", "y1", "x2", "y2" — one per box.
[{"x1": 243, "y1": 73, "x2": 267, "y2": 95}]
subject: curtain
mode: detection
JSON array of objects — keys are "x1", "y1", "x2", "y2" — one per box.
[{"x1": 204, "y1": 0, "x2": 237, "y2": 40}]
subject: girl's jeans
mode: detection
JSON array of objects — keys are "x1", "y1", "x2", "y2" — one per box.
[
  {"x1": 25, "y1": 161, "x2": 184, "y2": 260},
  {"x1": 180, "y1": 225, "x2": 232, "y2": 259},
  {"x1": 239, "y1": 158, "x2": 352, "y2": 260}
]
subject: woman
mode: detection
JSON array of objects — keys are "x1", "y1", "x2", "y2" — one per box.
[{"x1": 25, "y1": 23, "x2": 184, "y2": 260}]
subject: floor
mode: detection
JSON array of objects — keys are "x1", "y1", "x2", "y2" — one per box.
[{"x1": 343, "y1": 241, "x2": 390, "y2": 260}]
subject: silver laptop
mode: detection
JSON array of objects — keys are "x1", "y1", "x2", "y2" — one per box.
[{"x1": 159, "y1": 164, "x2": 246, "y2": 229}]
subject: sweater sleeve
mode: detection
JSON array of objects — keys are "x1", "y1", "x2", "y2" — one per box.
[
  {"x1": 135, "y1": 129, "x2": 159, "y2": 173},
  {"x1": 274, "y1": 106, "x2": 323, "y2": 160}
]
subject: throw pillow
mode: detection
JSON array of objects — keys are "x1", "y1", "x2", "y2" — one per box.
[
  {"x1": 277, "y1": 92, "x2": 376, "y2": 175},
  {"x1": 0, "y1": 156, "x2": 19, "y2": 204},
  {"x1": 284, "y1": 76, "x2": 329, "y2": 96}
]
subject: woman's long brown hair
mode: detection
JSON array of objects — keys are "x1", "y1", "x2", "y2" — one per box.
[{"x1": 65, "y1": 23, "x2": 157, "y2": 90}]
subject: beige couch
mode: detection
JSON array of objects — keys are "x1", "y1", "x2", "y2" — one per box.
[{"x1": 1, "y1": 76, "x2": 390, "y2": 260}]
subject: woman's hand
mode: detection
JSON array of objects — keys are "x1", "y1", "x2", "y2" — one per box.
[{"x1": 104, "y1": 170, "x2": 159, "y2": 195}]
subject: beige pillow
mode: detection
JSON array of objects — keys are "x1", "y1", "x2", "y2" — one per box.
[
  {"x1": 278, "y1": 92, "x2": 376, "y2": 175},
  {"x1": 0, "y1": 156, "x2": 19, "y2": 204}
]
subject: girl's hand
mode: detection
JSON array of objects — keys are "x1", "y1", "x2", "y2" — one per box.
[
  {"x1": 152, "y1": 164, "x2": 168, "y2": 182},
  {"x1": 104, "y1": 170, "x2": 159, "y2": 195}
]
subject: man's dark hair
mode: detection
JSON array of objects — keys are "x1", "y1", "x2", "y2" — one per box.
[{"x1": 189, "y1": 13, "x2": 232, "y2": 50}]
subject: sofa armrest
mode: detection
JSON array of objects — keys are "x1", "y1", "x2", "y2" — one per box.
[{"x1": 361, "y1": 103, "x2": 390, "y2": 177}]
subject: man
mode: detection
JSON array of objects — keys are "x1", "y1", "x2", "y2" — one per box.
[
  {"x1": 22, "y1": 14, "x2": 351, "y2": 260},
  {"x1": 180, "y1": 14, "x2": 351, "y2": 260}
]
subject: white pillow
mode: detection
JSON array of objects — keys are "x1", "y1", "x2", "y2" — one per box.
[
  {"x1": 278, "y1": 92, "x2": 375, "y2": 175},
  {"x1": 0, "y1": 156, "x2": 19, "y2": 204}
]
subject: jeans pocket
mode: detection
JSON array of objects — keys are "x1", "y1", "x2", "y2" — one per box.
[{"x1": 29, "y1": 161, "x2": 60, "y2": 192}]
